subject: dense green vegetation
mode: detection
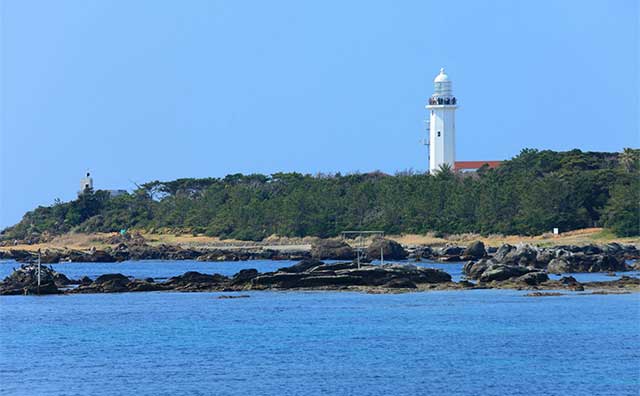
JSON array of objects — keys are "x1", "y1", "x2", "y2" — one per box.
[{"x1": 3, "y1": 149, "x2": 639, "y2": 241}]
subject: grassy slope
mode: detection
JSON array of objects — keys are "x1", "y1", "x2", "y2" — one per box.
[{"x1": 2, "y1": 228, "x2": 638, "y2": 253}]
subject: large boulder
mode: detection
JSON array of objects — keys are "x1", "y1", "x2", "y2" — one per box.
[
  {"x1": 493, "y1": 244, "x2": 516, "y2": 262},
  {"x1": 311, "y1": 239, "x2": 355, "y2": 260},
  {"x1": 463, "y1": 258, "x2": 494, "y2": 279},
  {"x1": 165, "y1": 271, "x2": 228, "y2": 287},
  {"x1": 94, "y1": 273, "x2": 130, "y2": 284},
  {"x1": 547, "y1": 258, "x2": 570, "y2": 274},
  {"x1": 366, "y1": 238, "x2": 407, "y2": 260},
  {"x1": 535, "y1": 249, "x2": 555, "y2": 266},
  {"x1": 497, "y1": 244, "x2": 538, "y2": 266},
  {"x1": 231, "y1": 268, "x2": 259, "y2": 284},
  {"x1": 515, "y1": 272, "x2": 549, "y2": 286},
  {"x1": 463, "y1": 241, "x2": 486, "y2": 259},
  {"x1": 478, "y1": 264, "x2": 531, "y2": 283},
  {"x1": 439, "y1": 245, "x2": 465, "y2": 257}
]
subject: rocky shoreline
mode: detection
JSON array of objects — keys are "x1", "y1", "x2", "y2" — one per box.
[
  {"x1": 1, "y1": 238, "x2": 638, "y2": 271},
  {"x1": 1, "y1": 249, "x2": 639, "y2": 296},
  {"x1": 2, "y1": 237, "x2": 639, "y2": 296}
]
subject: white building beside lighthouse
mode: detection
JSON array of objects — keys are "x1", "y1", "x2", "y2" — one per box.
[{"x1": 426, "y1": 68, "x2": 457, "y2": 173}]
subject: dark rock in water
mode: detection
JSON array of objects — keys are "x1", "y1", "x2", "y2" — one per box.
[
  {"x1": 413, "y1": 246, "x2": 434, "y2": 259},
  {"x1": 547, "y1": 258, "x2": 570, "y2": 274},
  {"x1": 53, "y1": 272, "x2": 73, "y2": 286},
  {"x1": 311, "y1": 239, "x2": 355, "y2": 260},
  {"x1": 535, "y1": 249, "x2": 555, "y2": 266},
  {"x1": 463, "y1": 241, "x2": 486, "y2": 259},
  {"x1": 525, "y1": 292, "x2": 565, "y2": 297},
  {"x1": 293, "y1": 275, "x2": 363, "y2": 288},
  {"x1": 100, "y1": 279, "x2": 131, "y2": 293},
  {"x1": 144, "y1": 277, "x2": 155, "y2": 283},
  {"x1": 278, "y1": 259, "x2": 323, "y2": 273},
  {"x1": 252, "y1": 272, "x2": 308, "y2": 288},
  {"x1": 127, "y1": 280, "x2": 166, "y2": 292},
  {"x1": 366, "y1": 238, "x2": 407, "y2": 260},
  {"x1": 440, "y1": 245, "x2": 464, "y2": 257},
  {"x1": 250, "y1": 261, "x2": 450, "y2": 290},
  {"x1": 559, "y1": 276, "x2": 579, "y2": 285},
  {"x1": 231, "y1": 269, "x2": 259, "y2": 285},
  {"x1": 478, "y1": 264, "x2": 531, "y2": 283},
  {"x1": 458, "y1": 280, "x2": 475, "y2": 288},
  {"x1": 88, "y1": 250, "x2": 117, "y2": 263},
  {"x1": 94, "y1": 273, "x2": 130, "y2": 284},
  {"x1": 166, "y1": 271, "x2": 228, "y2": 288},
  {"x1": 463, "y1": 259, "x2": 493, "y2": 279},
  {"x1": 493, "y1": 244, "x2": 515, "y2": 262},
  {"x1": 217, "y1": 294, "x2": 250, "y2": 299},
  {"x1": 0, "y1": 264, "x2": 61, "y2": 295},
  {"x1": 515, "y1": 272, "x2": 549, "y2": 286},
  {"x1": 23, "y1": 282, "x2": 60, "y2": 295},
  {"x1": 503, "y1": 245, "x2": 538, "y2": 266},
  {"x1": 383, "y1": 278, "x2": 417, "y2": 289},
  {"x1": 79, "y1": 276, "x2": 93, "y2": 285}
]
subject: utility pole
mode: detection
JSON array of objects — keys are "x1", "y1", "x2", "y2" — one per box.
[{"x1": 37, "y1": 249, "x2": 41, "y2": 295}]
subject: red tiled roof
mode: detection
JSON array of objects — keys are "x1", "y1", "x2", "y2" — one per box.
[{"x1": 454, "y1": 161, "x2": 502, "y2": 170}]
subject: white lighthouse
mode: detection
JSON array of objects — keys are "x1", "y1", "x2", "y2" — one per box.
[{"x1": 426, "y1": 68, "x2": 457, "y2": 173}]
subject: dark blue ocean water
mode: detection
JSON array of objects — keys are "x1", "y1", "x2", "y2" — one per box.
[{"x1": 1, "y1": 260, "x2": 639, "y2": 396}]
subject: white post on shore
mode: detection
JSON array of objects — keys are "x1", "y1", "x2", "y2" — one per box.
[
  {"x1": 381, "y1": 247, "x2": 384, "y2": 265},
  {"x1": 37, "y1": 250, "x2": 41, "y2": 295}
]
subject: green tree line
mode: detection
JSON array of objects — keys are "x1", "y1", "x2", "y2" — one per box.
[{"x1": 3, "y1": 149, "x2": 639, "y2": 241}]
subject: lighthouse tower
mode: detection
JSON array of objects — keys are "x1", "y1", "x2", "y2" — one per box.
[{"x1": 426, "y1": 68, "x2": 457, "y2": 173}]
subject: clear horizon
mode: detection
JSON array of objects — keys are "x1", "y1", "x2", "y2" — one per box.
[{"x1": 1, "y1": 0, "x2": 638, "y2": 228}]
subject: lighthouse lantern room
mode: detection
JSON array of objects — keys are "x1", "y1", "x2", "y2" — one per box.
[{"x1": 426, "y1": 68, "x2": 457, "y2": 173}]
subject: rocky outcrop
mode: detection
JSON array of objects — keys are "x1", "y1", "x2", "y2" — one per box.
[
  {"x1": 464, "y1": 258, "x2": 547, "y2": 285},
  {"x1": 465, "y1": 243, "x2": 632, "y2": 274},
  {"x1": 366, "y1": 238, "x2": 407, "y2": 260},
  {"x1": 0, "y1": 264, "x2": 62, "y2": 295},
  {"x1": 251, "y1": 262, "x2": 451, "y2": 289},
  {"x1": 461, "y1": 242, "x2": 635, "y2": 289},
  {"x1": 463, "y1": 241, "x2": 486, "y2": 260},
  {"x1": 0, "y1": 244, "x2": 310, "y2": 264},
  {"x1": 231, "y1": 268, "x2": 259, "y2": 285},
  {"x1": 277, "y1": 259, "x2": 324, "y2": 273},
  {"x1": 310, "y1": 239, "x2": 355, "y2": 260},
  {"x1": 1, "y1": 259, "x2": 453, "y2": 295}
]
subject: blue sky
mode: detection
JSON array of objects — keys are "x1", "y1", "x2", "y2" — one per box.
[{"x1": 1, "y1": 0, "x2": 638, "y2": 228}]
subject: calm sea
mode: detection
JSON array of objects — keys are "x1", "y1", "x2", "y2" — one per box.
[{"x1": 1, "y1": 259, "x2": 639, "y2": 396}]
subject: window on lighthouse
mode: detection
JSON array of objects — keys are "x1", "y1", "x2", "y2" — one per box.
[{"x1": 437, "y1": 131, "x2": 441, "y2": 137}]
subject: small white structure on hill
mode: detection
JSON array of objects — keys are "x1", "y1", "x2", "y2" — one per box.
[
  {"x1": 78, "y1": 171, "x2": 127, "y2": 197},
  {"x1": 426, "y1": 68, "x2": 457, "y2": 173},
  {"x1": 79, "y1": 172, "x2": 93, "y2": 195}
]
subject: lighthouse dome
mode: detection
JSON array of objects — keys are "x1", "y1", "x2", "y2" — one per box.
[
  {"x1": 432, "y1": 67, "x2": 453, "y2": 97},
  {"x1": 434, "y1": 68, "x2": 449, "y2": 83}
]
